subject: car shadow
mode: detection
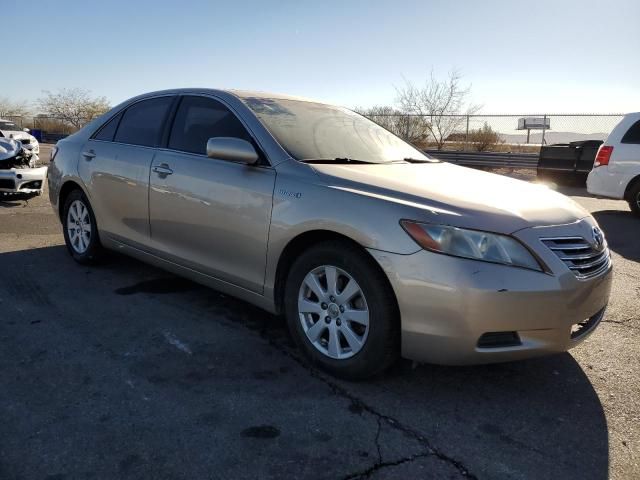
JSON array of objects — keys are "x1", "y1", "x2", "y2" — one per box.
[
  {"x1": 0, "y1": 245, "x2": 609, "y2": 479},
  {"x1": 371, "y1": 354, "x2": 608, "y2": 479},
  {"x1": 0, "y1": 192, "x2": 40, "y2": 208},
  {"x1": 592, "y1": 210, "x2": 640, "y2": 262}
]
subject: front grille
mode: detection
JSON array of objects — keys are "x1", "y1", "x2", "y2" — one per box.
[
  {"x1": 19, "y1": 138, "x2": 30, "y2": 145},
  {"x1": 541, "y1": 236, "x2": 610, "y2": 279},
  {"x1": 0, "y1": 179, "x2": 15, "y2": 189}
]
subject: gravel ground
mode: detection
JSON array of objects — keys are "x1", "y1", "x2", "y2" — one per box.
[{"x1": 0, "y1": 159, "x2": 638, "y2": 479}]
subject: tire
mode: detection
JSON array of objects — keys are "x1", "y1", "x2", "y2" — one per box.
[
  {"x1": 627, "y1": 181, "x2": 640, "y2": 218},
  {"x1": 284, "y1": 241, "x2": 399, "y2": 380},
  {"x1": 62, "y1": 189, "x2": 104, "y2": 264}
]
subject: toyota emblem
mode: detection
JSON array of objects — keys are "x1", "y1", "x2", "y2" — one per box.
[{"x1": 592, "y1": 226, "x2": 605, "y2": 251}]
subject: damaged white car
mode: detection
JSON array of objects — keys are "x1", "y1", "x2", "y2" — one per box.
[
  {"x1": 0, "y1": 137, "x2": 47, "y2": 196},
  {"x1": 0, "y1": 119, "x2": 39, "y2": 155}
]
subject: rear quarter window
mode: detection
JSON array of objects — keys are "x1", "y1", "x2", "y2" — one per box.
[
  {"x1": 621, "y1": 119, "x2": 640, "y2": 144},
  {"x1": 93, "y1": 112, "x2": 122, "y2": 141}
]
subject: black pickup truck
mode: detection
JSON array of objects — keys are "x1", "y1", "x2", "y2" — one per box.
[{"x1": 537, "y1": 140, "x2": 603, "y2": 185}]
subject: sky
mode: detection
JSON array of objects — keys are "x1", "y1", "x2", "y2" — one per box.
[{"x1": 3, "y1": 0, "x2": 639, "y2": 113}]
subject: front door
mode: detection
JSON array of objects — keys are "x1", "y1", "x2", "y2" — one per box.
[{"x1": 148, "y1": 95, "x2": 276, "y2": 293}]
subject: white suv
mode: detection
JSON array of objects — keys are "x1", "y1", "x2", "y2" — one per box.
[{"x1": 587, "y1": 112, "x2": 640, "y2": 217}]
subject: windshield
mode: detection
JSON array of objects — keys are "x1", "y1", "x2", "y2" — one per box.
[
  {"x1": 241, "y1": 97, "x2": 430, "y2": 164},
  {"x1": 0, "y1": 121, "x2": 20, "y2": 131}
]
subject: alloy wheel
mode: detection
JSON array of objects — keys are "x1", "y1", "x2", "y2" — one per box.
[
  {"x1": 67, "y1": 199, "x2": 92, "y2": 254},
  {"x1": 297, "y1": 265, "x2": 370, "y2": 360}
]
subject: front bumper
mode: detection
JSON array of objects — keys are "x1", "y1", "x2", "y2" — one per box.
[
  {"x1": 368, "y1": 219, "x2": 612, "y2": 365},
  {"x1": 0, "y1": 166, "x2": 48, "y2": 194}
]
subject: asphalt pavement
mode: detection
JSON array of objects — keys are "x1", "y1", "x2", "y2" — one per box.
[{"x1": 0, "y1": 157, "x2": 638, "y2": 479}]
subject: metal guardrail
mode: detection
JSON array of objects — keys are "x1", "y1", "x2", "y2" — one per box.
[{"x1": 425, "y1": 150, "x2": 539, "y2": 169}]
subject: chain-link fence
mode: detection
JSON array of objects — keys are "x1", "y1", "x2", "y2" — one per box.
[{"x1": 361, "y1": 113, "x2": 624, "y2": 153}]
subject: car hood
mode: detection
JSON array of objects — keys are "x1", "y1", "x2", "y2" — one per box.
[
  {"x1": 0, "y1": 138, "x2": 21, "y2": 161},
  {"x1": 310, "y1": 161, "x2": 589, "y2": 234},
  {"x1": 0, "y1": 130, "x2": 32, "y2": 141}
]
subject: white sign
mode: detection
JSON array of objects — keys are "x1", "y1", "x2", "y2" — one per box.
[{"x1": 517, "y1": 117, "x2": 551, "y2": 130}]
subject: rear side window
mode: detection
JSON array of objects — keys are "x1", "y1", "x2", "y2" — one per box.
[
  {"x1": 94, "y1": 112, "x2": 122, "y2": 141},
  {"x1": 114, "y1": 97, "x2": 174, "y2": 147},
  {"x1": 621, "y1": 120, "x2": 640, "y2": 144},
  {"x1": 168, "y1": 96, "x2": 251, "y2": 155}
]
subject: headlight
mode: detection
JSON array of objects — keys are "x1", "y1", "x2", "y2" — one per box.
[{"x1": 400, "y1": 220, "x2": 542, "y2": 271}]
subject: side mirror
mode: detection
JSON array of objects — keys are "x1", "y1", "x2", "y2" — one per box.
[
  {"x1": 206, "y1": 137, "x2": 259, "y2": 165},
  {"x1": 23, "y1": 128, "x2": 30, "y2": 133}
]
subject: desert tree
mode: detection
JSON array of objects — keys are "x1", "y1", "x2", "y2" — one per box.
[
  {"x1": 37, "y1": 88, "x2": 110, "y2": 129},
  {"x1": 468, "y1": 122, "x2": 503, "y2": 151},
  {"x1": 0, "y1": 97, "x2": 31, "y2": 117},
  {"x1": 395, "y1": 69, "x2": 480, "y2": 149},
  {"x1": 356, "y1": 105, "x2": 431, "y2": 146}
]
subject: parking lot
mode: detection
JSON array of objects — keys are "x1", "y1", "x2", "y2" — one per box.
[{"x1": 1, "y1": 148, "x2": 638, "y2": 479}]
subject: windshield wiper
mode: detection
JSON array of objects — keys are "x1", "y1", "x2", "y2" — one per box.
[
  {"x1": 401, "y1": 157, "x2": 440, "y2": 163},
  {"x1": 299, "y1": 158, "x2": 379, "y2": 164}
]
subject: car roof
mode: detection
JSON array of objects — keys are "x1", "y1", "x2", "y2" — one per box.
[{"x1": 129, "y1": 88, "x2": 328, "y2": 106}]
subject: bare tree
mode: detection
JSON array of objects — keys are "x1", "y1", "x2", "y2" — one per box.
[
  {"x1": 0, "y1": 97, "x2": 31, "y2": 117},
  {"x1": 37, "y1": 88, "x2": 110, "y2": 129},
  {"x1": 395, "y1": 70, "x2": 480, "y2": 149},
  {"x1": 468, "y1": 122, "x2": 503, "y2": 151},
  {"x1": 356, "y1": 105, "x2": 431, "y2": 146}
]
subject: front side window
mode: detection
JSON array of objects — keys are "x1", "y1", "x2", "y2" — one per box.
[
  {"x1": 114, "y1": 96, "x2": 173, "y2": 147},
  {"x1": 168, "y1": 96, "x2": 251, "y2": 155},
  {"x1": 241, "y1": 96, "x2": 430, "y2": 163},
  {"x1": 621, "y1": 120, "x2": 640, "y2": 144}
]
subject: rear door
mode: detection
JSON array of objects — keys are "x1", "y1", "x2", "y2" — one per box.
[
  {"x1": 78, "y1": 95, "x2": 175, "y2": 248},
  {"x1": 148, "y1": 95, "x2": 276, "y2": 293},
  {"x1": 613, "y1": 118, "x2": 640, "y2": 176}
]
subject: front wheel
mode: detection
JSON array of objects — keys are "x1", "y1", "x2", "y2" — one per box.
[
  {"x1": 62, "y1": 189, "x2": 104, "y2": 264},
  {"x1": 284, "y1": 241, "x2": 399, "y2": 380}
]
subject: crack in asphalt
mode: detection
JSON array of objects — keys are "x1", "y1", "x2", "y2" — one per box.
[
  {"x1": 373, "y1": 417, "x2": 383, "y2": 466},
  {"x1": 257, "y1": 328, "x2": 477, "y2": 480},
  {"x1": 601, "y1": 316, "x2": 640, "y2": 331},
  {"x1": 342, "y1": 451, "x2": 434, "y2": 480},
  {"x1": 140, "y1": 288, "x2": 475, "y2": 478},
  {"x1": 602, "y1": 320, "x2": 640, "y2": 332}
]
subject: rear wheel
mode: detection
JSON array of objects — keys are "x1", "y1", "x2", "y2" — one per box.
[
  {"x1": 284, "y1": 241, "x2": 399, "y2": 380},
  {"x1": 628, "y1": 182, "x2": 640, "y2": 218},
  {"x1": 62, "y1": 190, "x2": 104, "y2": 264}
]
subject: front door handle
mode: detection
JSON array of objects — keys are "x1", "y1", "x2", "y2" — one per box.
[
  {"x1": 82, "y1": 150, "x2": 96, "y2": 160},
  {"x1": 152, "y1": 164, "x2": 174, "y2": 178}
]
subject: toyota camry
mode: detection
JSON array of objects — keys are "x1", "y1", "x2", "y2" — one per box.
[{"x1": 48, "y1": 89, "x2": 612, "y2": 379}]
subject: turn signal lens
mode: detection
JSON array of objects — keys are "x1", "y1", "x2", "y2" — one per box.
[
  {"x1": 594, "y1": 145, "x2": 613, "y2": 167},
  {"x1": 400, "y1": 220, "x2": 542, "y2": 271}
]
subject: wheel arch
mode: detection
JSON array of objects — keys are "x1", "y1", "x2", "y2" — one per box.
[
  {"x1": 57, "y1": 180, "x2": 89, "y2": 223},
  {"x1": 273, "y1": 230, "x2": 400, "y2": 319},
  {"x1": 623, "y1": 174, "x2": 640, "y2": 201}
]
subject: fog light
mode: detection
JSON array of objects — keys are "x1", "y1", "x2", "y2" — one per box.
[{"x1": 477, "y1": 331, "x2": 521, "y2": 348}]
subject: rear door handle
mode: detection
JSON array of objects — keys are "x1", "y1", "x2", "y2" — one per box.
[
  {"x1": 152, "y1": 164, "x2": 174, "y2": 178},
  {"x1": 82, "y1": 150, "x2": 96, "y2": 160}
]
